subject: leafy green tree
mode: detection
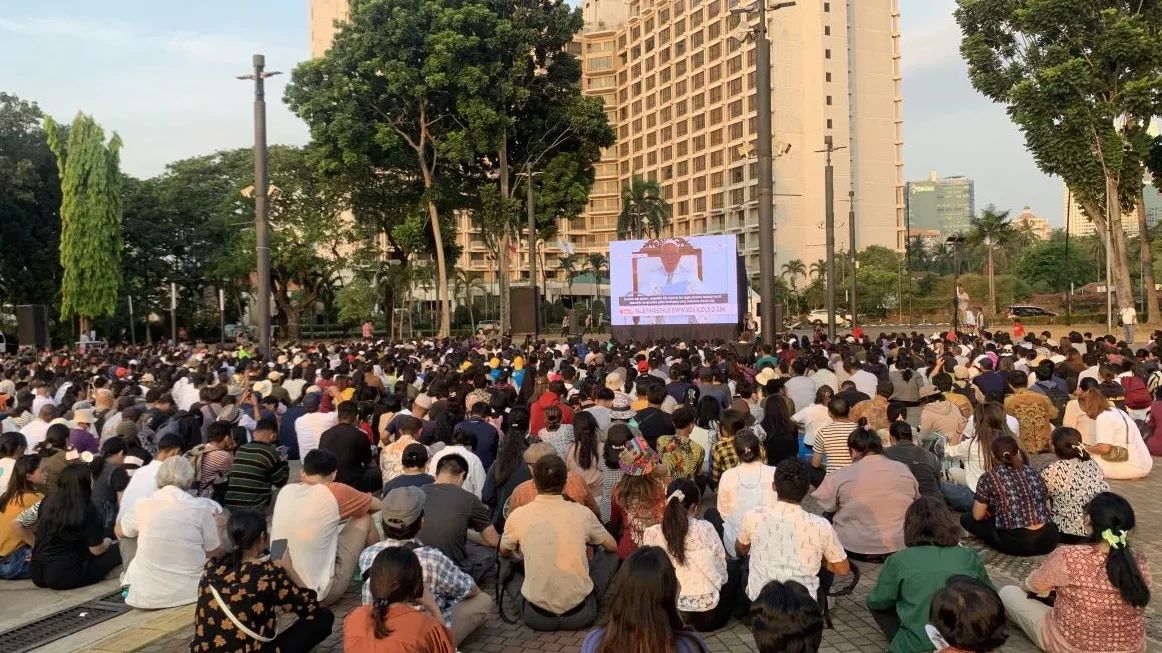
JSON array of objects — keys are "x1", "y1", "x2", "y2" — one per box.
[
  {"x1": 44, "y1": 113, "x2": 123, "y2": 331},
  {"x1": 967, "y1": 205, "x2": 1015, "y2": 317},
  {"x1": 809, "y1": 259, "x2": 827, "y2": 282},
  {"x1": 781, "y1": 259, "x2": 806, "y2": 290},
  {"x1": 617, "y1": 175, "x2": 670, "y2": 239},
  {"x1": 0, "y1": 93, "x2": 61, "y2": 308},
  {"x1": 856, "y1": 245, "x2": 903, "y2": 273},
  {"x1": 1015, "y1": 240, "x2": 1099, "y2": 293},
  {"x1": 335, "y1": 277, "x2": 376, "y2": 325},
  {"x1": 587, "y1": 252, "x2": 608, "y2": 317},
  {"x1": 956, "y1": 0, "x2": 1162, "y2": 319}
]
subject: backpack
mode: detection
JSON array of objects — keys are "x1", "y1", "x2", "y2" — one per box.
[
  {"x1": 185, "y1": 443, "x2": 228, "y2": 502},
  {"x1": 1121, "y1": 376, "x2": 1151, "y2": 410},
  {"x1": 1147, "y1": 370, "x2": 1162, "y2": 395},
  {"x1": 157, "y1": 410, "x2": 204, "y2": 452},
  {"x1": 1034, "y1": 381, "x2": 1070, "y2": 426}
]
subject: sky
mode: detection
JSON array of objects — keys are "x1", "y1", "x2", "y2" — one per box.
[{"x1": 0, "y1": 0, "x2": 1063, "y2": 225}]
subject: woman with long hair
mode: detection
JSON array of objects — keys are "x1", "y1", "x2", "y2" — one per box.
[
  {"x1": 960, "y1": 435, "x2": 1058, "y2": 557},
  {"x1": 16, "y1": 463, "x2": 120, "y2": 589},
  {"x1": 999, "y1": 492, "x2": 1151, "y2": 653},
  {"x1": 0, "y1": 431, "x2": 27, "y2": 496},
  {"x1": 581, "y1": 546, "x2": 708, "y2": 653},
  {"x1": 611, "y1": 437, "x2": 668, "y2": 559},
  {"x1": 34, "y1": 423, "x2": 76, "y2": 496},
  {"x1": 598, "y1": 424, "x2": 631, "y2": 525},
  {"x1": 481, "y1": 424, "x2": 531, "y2": 529},
  {"x1": 192, "y1": 508, "x2": 333, "y2": 653},
  {"x1": 1042, "y1": 427, "x2": 1109, "y2": 544},
  {"x1": 0, "y1": 455, "x2": 43, "y2": 579},
  {"x1": 642, "y1": 479, "x2": 735, "y2": 632},
  {"x1": 716, "y1": 429, "x2": 776, "y2": 556},
  {"x1": 567, "y1": 411, "x2": 603, "y2": 499},
  {"x1": 345, "y1": 546, "x2": 454, "y2": 653},
  {"x1": 1080, "y1": 387, "x2": 1153, "y2": 480},
  {"x1": 761, "y1": 392, "x2": 799, "y2": 466},
  {"x1": 945, "y1": 401, "x2": 1013, "y2": 493}
]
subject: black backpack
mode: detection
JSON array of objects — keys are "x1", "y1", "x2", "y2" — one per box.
[{"x1": 1035, "y1": 381, "x2": 1070, "y2": 426}]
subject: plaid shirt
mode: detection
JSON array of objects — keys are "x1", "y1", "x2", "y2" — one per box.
[
  {"x1": 711, "y1": 435, "x2": 765, "y2": 484},
  {"x1": 358, "y1": 537, "x2": 474, "y2": 625}
]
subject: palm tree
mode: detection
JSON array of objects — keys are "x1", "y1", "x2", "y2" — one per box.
[
  {"x1": 617, "y1": 175, "x2": 671, "y2": 239},
  {"x1": 452, "y1": 269, "x2": 486, "y2": 332},
  {"x1": 809, "y1": 259, "x2": 827, "y2": 282},
  {"x1": 558, "y1": 253, "x2": 581, "y2": 300},
  {"x1": 968, "y1": 205, "x2": 1015, "y2": 317},
  {"x1": 781, "y1": 259, "x2": 807, "y2": 290},
  {"x1": 587, "y1": 253, "x2": 608, "y2": 323}
]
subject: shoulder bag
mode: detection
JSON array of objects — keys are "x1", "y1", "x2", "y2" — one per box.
[
  {"x1": 208, "y1": 584, "x2": 275, "y2": 643},
  {"x1": 1105, "y1": 412, "x2": 1132, "y2": 463}
]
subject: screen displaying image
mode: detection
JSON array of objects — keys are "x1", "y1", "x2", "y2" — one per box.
[{"x1": 609, "y1": 235, "x2": 738, "y2": 325}]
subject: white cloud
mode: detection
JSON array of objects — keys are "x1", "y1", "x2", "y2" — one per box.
[{"x1": 899, "y1": 6, "x2": 964, "y2": 76}]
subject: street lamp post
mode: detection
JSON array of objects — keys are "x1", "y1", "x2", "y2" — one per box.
[
  {"x1": 237, "y1": 54, "x2": 281, "y2": 360},
  {"x1": 736, "y1": 0, "x2": 796, "y2": 342},
  {"x1": 526, "y1": 162, "x2": 539, "y2": 339},
  {"x1": 947, "y1": 234, "x2": 966, "y2": 332},
  {"x1": 848, "y1": 190, "x2": 857, "y2": 330},
  {"x1": 817, "y1": 136, "x2": 846, "y2": 341}
]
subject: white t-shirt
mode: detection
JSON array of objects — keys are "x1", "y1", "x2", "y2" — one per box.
[
  {"x1": 20, "y1": 420, "x2": 50, "y2": 451},
  {"x1": 295, "y1": 412, "x2": 338, "y2": 457},
  {"x1": 792, "y1": 404, "x2": 832, "y2": 447},
  {"x1": 426, "y1": 445, "x2": 487, "y2": 499},
  {"x1": 738, "y1": 501, "x2": 847, "y2": 599},
  {"x1": 851, "y1": 369, "x2": 879, "y2": 398},
  {"x1": 31, "y1": 394, "x2": 57, "y2": 417},
  {"x1": 172, "y1": 379, "x2": 201, "y2": 412},
  {"x1": 784, "y1": 376, "x2": 818, "y2": 414},
  {"x1": 811, "y1": 368, "x2": 838, "y2": 393},
  {"x1": 270, "y1": 483, "x2": 343, "y2": 599},
  {"x1": 120, "y1": 485, "x2": 221, "y2": 609},
  {"x1": 689, "y1": 426, "x2": 713, "y2": 475},
  {"x1": 717, "y1": 462, "x2": 778, "y2": 558},
  {"x1": 118, "y1": 460, "x2": 163, "y2": 526},
  {"x1": 1121, "y1": 307, "x2": 1137, "y2": 326},
  {"x1": 283, "y1": 379, "x2": 308, "y2": 404},
  {"x1": 1094, "y1": 409, "x2": 1153, "y2": 477},
  {"x1": 0, "y1": 458, "x2": 14, "y2": 496},
  {"x1": 947, "y1": 415, "x2": 1019, "y2": 491}
]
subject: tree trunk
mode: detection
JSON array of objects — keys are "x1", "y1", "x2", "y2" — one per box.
[
  {"x1": 1104, "y1": 181, "x2": 1136, "y2": 314},
  {"x1": 426, "y1": 199, "x2": 451, "y2": 337},
  {"x1": 1137, "y1": 193, "x2": 1160, "y2": 324},
  {"x1": 498, "y1": 136, "x2": 512, "y2": 334},
  {"x1": 987, "y1": 245, "x2": 996, "y2": 318}
]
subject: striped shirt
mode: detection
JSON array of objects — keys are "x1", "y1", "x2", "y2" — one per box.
[
  {"x1": 812, "y1": 421, "x2": 856, "y2": 473},
  {"x1": 223, "y1": 442, "x2": 289, "y2": 509}
]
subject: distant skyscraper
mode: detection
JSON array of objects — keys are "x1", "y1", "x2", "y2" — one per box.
[
  {"x1": 1063, "y1": 182, "x2": 1142, "y2": 238},
  {"x1": 905, "y1": 171, "x2": 974, "y2": 239}
]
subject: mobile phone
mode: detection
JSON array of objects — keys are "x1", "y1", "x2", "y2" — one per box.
[{"x1": 269, "y1": 538, "x2": 289, "y2": 561}]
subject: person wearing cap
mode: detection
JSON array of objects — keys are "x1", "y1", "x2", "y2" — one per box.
[
  {"x1": 68, "y1": 408, "x2": 99, "y2": 455},
  {"x1": 358, "y1": 487, "x2": 491, "y2": 646},
  {"x1": 507, "y1": 442, "x2": 600, "y2": 517},
  {"x1": 417, "y1": 453, "x2": 500, "y2": 583},
  {"x1": 223, "y1": 417, "x2": 289, "y2": 511},
  {"x1": 264, "y1": 370, "x2": 291, "y2": 406},
  {"x1": 294, "y1": 391, "x2": 338, "y2": 459},
  {"x1": 500, "y1": 454, "x2": 619, "y2": 631},
  {"x1": 271, "y1": 448, "x2": 383, "y2": 606},
  {"x1": 116, "y1": 432, "x2": 186, "y2": 578}
]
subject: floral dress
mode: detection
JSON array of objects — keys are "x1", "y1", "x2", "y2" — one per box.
[
  {"x1": 1040, "y1": 458, "x2": 1109, "y2": 537},
  {"x1": 656, "y1": 435, "x2": 705, "y2": 480},
  {"x1": 191, "y1": 557, "x2": 325, "y2": 652}
]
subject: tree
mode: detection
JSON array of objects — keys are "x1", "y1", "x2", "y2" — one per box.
[
  {"x1": 452, "y1": 269, "x2": 486, "y2": 331},
  {"x1": 617, "y1": 175, "x2": 670, "y2": 239},
  {"x1": 967, "y1": 205, "x2": 1015, "y2": 317},
  {"x1": 781, "y1": 259, "x2": 806, "y2": 290},
  {"x1": 44, "y1": 113, "x2": 123, "y2": 331},
  {"x1": 558, "y1": 253, "x2": 581, "y2": 298},
  {"x1": 957, "y1": 0, "x2": 1162, "y2": 319},
  {"x1": 1015, "y1": 240, "x2": 1099, "y2": 293},
  {"x1": 336, "y1": 276, "x2": 376, "y2": 325},
  {"x1": 809, "y1": 259, "x2": 827, "y2": 282},
  {"x1": 0, "y1": 93, "x2": 62, "y2": 308},
  {"x1": 286, "y1": 0, "x2": 505, "y2": 337},
  {"x1": 587, "y1": 252, "x2": 608, "y2": 319}
]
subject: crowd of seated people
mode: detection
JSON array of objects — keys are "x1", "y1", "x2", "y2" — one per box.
[{"x1": 0, "y1": 323, "x2": 1156, "y2": 652}]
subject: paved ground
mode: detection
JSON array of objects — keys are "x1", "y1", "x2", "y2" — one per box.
[{"x1": 15, "y1": 470, "x2": 1162, "y2": 652}]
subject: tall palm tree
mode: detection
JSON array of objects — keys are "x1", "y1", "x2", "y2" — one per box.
[
  {"x1": 781, "y1": 259, "x2": 807, "y2": 290},
  {"x1": 809, "y1": 259, "x2": 828, "y2": 282},
  {"x1": 558, "y1": 253, "x2": 581, "y2": 299},
  {"x1": 587, "y1": 253, "x2": 608, "y2": 322},
  {"x1": 452, "y1": 269, "x2": 486, "y2": 332},
  {"x1": 617, "y1": 175, "x2": 671, "y2": 240},
  {"x1": 968, "y1": 205, "x2": 1014, "y2": 317}
]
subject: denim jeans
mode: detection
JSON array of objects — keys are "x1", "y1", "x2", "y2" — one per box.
[{"x1": 0, "y1": 544, "x2": 32, "y2": 580}]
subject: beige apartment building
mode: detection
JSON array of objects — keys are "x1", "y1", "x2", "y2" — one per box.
[{"x1": 310, "y1": 0, "x2": 904, "y2": 287}]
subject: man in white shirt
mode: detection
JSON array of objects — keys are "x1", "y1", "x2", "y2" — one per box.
[
  {"x1": 294, "y1": 392, "x2": 337, "y2": 457},
  {"x1": 31, "y1": 382, "x2": 57, "y2": 418},
  {"x1": 1121, "y1": 305, "x2": 1137, "y2": 344},
  {"x1": 19, "y1": 405, "x2": 57, "y2": 451},
  {"x1": 810, "y1": 357, "x2": 838, "y2": 394},
  {"x1": 792, "y1": 388, "x2": 833, "y2": 448},
  {"x1": 427, "y1": 430, "x2": 487, "y2": 499},
  {"x1": 849, "y1": 363, "x2": 879, "y2": 404},
  {"x1": 117, "y1": 456, "x2": 223, "y2": 609},
  {"x1": 737, "y1": 458, "x2": 850, "y2": 600},
  {"x1": 116, "y1": 433, "x2": 185, "y2": 578},
  {"x1": 172, "y1": 374, "x2": 203, "y2": 412}
]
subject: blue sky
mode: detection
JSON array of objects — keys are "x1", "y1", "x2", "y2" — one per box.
[{"x1": 0, "y1": 0, "x2": 1061, "y2": 224}]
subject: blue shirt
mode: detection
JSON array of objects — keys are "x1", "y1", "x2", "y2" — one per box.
[
  {"x1": 455, "y1": 418, "x2": 499, "y2": 470},
  {"x1": 278, "y1": 405, "x2": 306, "y2": 460}
]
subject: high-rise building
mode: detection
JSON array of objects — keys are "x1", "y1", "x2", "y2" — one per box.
[
  {"x1": 309, "y1": 0, "x2": 905, "y2": 285},
  {"x1": 904, "y1": 171, "x2": 974, "y2": 239},
  {"x1": 1063, "y1": 183, "x2": 1143, "y2": 238}
]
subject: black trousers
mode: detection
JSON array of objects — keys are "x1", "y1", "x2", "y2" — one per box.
[
  {"x1": 960, "y1": 513, "x2": 1059, "y2": 557},
  {"x1": 679, "y1": 555, "x2": 746, "y2": 632},
  {"x1": 31, "y1": 547, "x2": 122, "y2": 590},
  {"x1": 269, "y1": 608, "x2": 334, "y2": 653}
]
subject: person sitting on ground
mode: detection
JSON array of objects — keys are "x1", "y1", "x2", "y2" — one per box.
[
  {"x1": 642, "y1": 478, "x2": 734, "y2": 632},
  {"x1": 416, "y1": 453, "x2": 500, "y2": 583},
  {"x1": 271, "y1": 448, "x2": 383, "y2": 606},
  {"x1": 319, "y1": 400, "x2": 381, "y2": 492},
  {"x1": 0, "y1": 454, "x2": 43, "y2": 579},
  {"x1": 507, "y1": 442, "x2": 600, "y2": 517},
  {"x1": 191, "y1": 508, "x2": 333, "y2": 653},
  {"x1": 710, "y1": 409, "x2": 763, "y2": 487},
  {"x1": 850, "y1": 381, "x2": 894, "y2": 436},
  {"x1": 566, "y1": 411, "x2": 605, "y2": 499},
  {"x1": 222, "y1": 417, "x2": 289, "y2": 512},
  {"x1": 455, "y1": 401, "x2": 500, "y2": 470},
  {"x1": 919, "y1": 380, "x2": 967, "y2": 441},
  {"x1": 715, "y1": 428, "x2": 777, "y2": 557},
  {"x1": 883, "y1": 421, "x2": 942, "y2": 501},
  {"x1": 1080, "y1": 387, "x2": 1153, "y2": 480},
  {"x1": 535, "y1": 403, "x2": 575, "y2": 460},
  {"x1": 426, "y1": 428, "x2": 487, "y2": 499},
  {"x1": 382, "y1": 443, "x2": 435, "y2": 495},
  {"x1": 960, "y1": 435, "x2": 1059, "y2": 557},
  {"x1": 15, "y1": 463, "x2": 121, "y2": 589},
  {"x1": 655, "y1": 406, "x2": 705, "y2": 482},
  {"x1": 117, "y1": 456, "x2": 224, "y2": 608},
  {"x1": 810, "y1": 396, "x2": 859, "y2": 485},
  {"x1": 998, "y1": 492, "x2": 1150, "y2": 653},
  {"x1": 611, "y1": 436, "x2": 668, "y2": 559},
  {"x1": 500, "y1": 453, "x2": 619, "y2": 631},
  {"x1": 192, "y1": 421, "x2": 235, "y2": 502},
  {"x1": 866, "y1": 497, "x2": 993, "y2": 653},
  {"x1": 928, "y1": 576, "x2": 1008, "y2": 653},
  {"x1": 345, "y1": 546, "x2": 455, "y2": 653},
  {"x1": 481, "y1": 423, "x2": 531, "y2": 530},
  {"x1": 634, "y1": 383, "x2": 677, "y2": 448},
  {"x1": 581, "y1": 545, "x2": 708, "y2": 653},
  {"x1": 380, "y1": 415, "x2": 425, "y2": 485},
  {"x1": 34, "y1": 423, "x2": 79, "y2": 496},
  {"x1": 737, "y1": 458, "x2": 850, "y2": 606},
  {"x1": 813, "y1": 421, "x2": 919, "y2": 561},
  {"x1": 1004, "y1": 369, "x2": 1058, "y2": 454},
  {"x1": 1041, "y1": 426, "x2": 1109, "y2": 545},
  {"x1": 89, "y1": 436, "x2": 127, "y2": 533},
  {"x1": 358, "y1": 487, "x2": 491, "y2": 647},
  {"x1": 0, "y1": 432, "x2": 27, "y2": 496},
  {"x1": 749, "y1": 580, "x2": 826, "y2": 653}
]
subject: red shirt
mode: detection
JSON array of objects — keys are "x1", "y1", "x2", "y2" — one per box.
[{"x1": 528, "y1": 391, "x2": 574, "y2": 435}]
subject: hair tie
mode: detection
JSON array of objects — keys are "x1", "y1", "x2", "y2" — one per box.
[
  {"x1": 611, "y1": 444, "x2": 625, "y2": 451},
  {"x1": 1101, "y1": 528, "x2": 1128, "y2": 549},
  {"x1": 667, "y1": 490, "x2": 686, "y2": 503},
  {"x1": 1073, "y1": 443, "x2": 1087, "y2": 456}
]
